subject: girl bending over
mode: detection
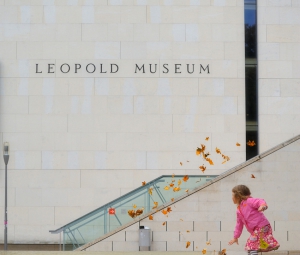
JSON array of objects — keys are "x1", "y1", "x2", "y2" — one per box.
[{"x1": 228, "y1": 185, "x2": 280, "y2": 255}]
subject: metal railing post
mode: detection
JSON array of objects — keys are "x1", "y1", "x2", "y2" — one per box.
[
  {"x1": 3, "y1": 142, "x2": 10, "y2": 251},
  {"x1": 4, "y1": 163, "x2": 8, "y2": 250}
]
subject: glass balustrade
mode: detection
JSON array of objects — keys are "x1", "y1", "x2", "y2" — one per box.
[{"x1": 50, "y1": 175, "x2": 217, "y2": 250}]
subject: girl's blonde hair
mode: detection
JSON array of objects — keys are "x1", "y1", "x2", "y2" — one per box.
[{"x1": 232, "y1": 185, "x2": 251, "y2": 204}]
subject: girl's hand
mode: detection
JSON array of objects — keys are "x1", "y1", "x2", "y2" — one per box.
[
  {"x1": 228, "y1": 238, "x2": 239, "y2": 245},
  {"x1": 258, "y1": 205, "x2": 268, "y2": 212}
]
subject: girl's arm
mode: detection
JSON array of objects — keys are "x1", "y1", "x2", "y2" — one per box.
[
  {"x1": 233, "y1": 212, "x2": 244, "y2": 239},
  {"x1": 248, "y1": 197, "x2": 268, "y2": 209},
  {"x1": 258, "y1": 204, "x2": 268, "y2": 211}
]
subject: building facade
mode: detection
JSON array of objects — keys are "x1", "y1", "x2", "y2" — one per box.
[{"x1": 0, "y1": 0, "x2": 299, "y2": 248}]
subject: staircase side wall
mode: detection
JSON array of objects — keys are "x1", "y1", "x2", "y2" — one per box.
[{"x1": 85, "y1": 139, "x2": 300, "y2": 252}]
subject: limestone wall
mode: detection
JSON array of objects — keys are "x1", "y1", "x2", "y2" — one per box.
[
  {"x1": 0, "y1": 0, "x2": 245, "y2": 244},
  {"x1": 258, "y1": 0, "x2": 300, "y2": 152}
]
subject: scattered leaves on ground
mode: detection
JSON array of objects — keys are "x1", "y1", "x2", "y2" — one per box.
[
  {"x1": 148, "y1": 188, "x2": 153, "y2": 195},
  {"x1": 251, "y1": 174, "x2": 256, "y2": 178},
  {"x1": 216, "y1": 147, "x2": 221, "y2": 154},
  {"x1": 202, "y1": 249, "x2": 207, "y2": 254},
  {"x1": 164, "y1": 186, "x2": 170, "y2": 190},
  {"x1": 185, "y1": 189, "x2": 189, "y2": 192},
  {"x1": 152, "y1": 201, "x2": 158, "y2": 209},
  {"x1": 162, "y1": 221, "x2": 166, "y2": 226},
  {"x1": 205, "y1": 137, "x2": 209, "y2": 141},
  {"x1": 206, "y1": 239, "x2": 211, "y2": 245},
  {"x1": 133, "y1": 204, "x2": 137, "y2": 208},
  {"x1": 142, "y1": 181, "x2": 146, "y2": 186},
  {"x1": 221, "y1": 249, "x2": 226, "y2": 255},
  {"x1": 149, "y1": 215, "x2": 153, "y2": 220},
  {"x1": 236, "y1": 142, "x2": 241, "y2": 146},
  {"x1": 180, "y1": 162, "x2": 183, "y2": 166}
]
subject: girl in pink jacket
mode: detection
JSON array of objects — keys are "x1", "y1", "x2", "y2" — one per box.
[{"x1": 228, "y1": 185, "x2": 280, "y2": 255}]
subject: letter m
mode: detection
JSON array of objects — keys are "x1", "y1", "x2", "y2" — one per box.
[
  {"x1": 200, "y1": 64, "x2": 210, "y2": 74},
  {"x1": 135, "y1": 64, "x2": 145, "y2": 73}
]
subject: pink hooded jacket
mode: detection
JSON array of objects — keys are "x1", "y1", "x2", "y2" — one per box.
[{"x1": 234, "y1": 197, "x2": 270, "y2": 239}]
